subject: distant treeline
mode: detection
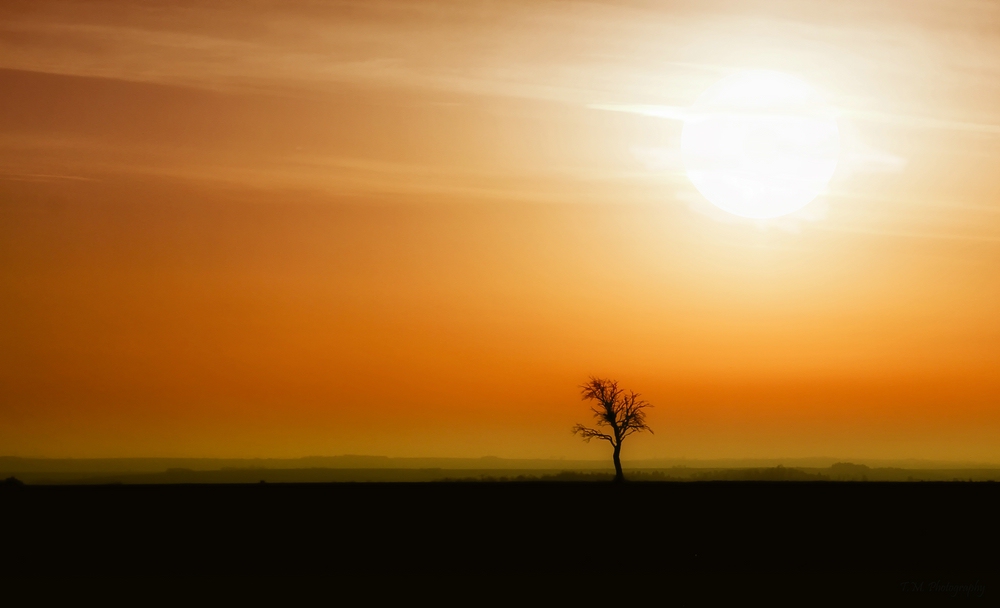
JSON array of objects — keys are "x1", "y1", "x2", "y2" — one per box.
[
  {"x1": 446, "y1": 464, "x2": 999, "y2": 483},
  {"x1": 4, "y1": 462, "x2": 1000, "y2": 485}
]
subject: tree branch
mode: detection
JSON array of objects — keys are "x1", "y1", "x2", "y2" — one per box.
[
  {"x1": 571, "y1": 424, "x2": 614, "y2": 444},
  {"x1": 574, "y1": 378, "x2": 653, "y2": 446}
]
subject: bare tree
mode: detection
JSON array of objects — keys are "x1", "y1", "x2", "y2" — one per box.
[{"x1": 572, "y1": 377, "x2": 653, "y2": 482}]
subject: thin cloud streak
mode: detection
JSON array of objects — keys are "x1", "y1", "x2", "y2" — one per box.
[
  {"x1": 4, "y1": 0, "x2": 1000, "y2": 119},
  {"x1": 591, "y1": 103, "x2": 1000, "y2": 137},
  {"x1": 816, "y1": 224, "x2": 1000, "y2": 244},
  {"x1": 0, "y1": 173, "x2": 101, "y2": 183}
]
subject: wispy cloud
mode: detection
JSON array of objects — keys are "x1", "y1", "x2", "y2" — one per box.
[
  {"x1": 4, "y1": 0, "x2": 999, "y2": 122},
  {"x1": 0, "y1": 0, "x2": 996, "y2": 226},
  {"x1": 591, "y1": 103, "x2": 1000, "y2": 138},
  {"x1": 0, "y1": 172, "x2": 100, "y2": 183}
]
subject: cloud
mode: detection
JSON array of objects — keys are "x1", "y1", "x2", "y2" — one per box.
[
  {"x1": 629, "y1": 146, "x2": 684, "y2": 173},
  {"x1": 590, "y1": 103, "x2": 1000, "y2": 139},
  {"x1": 840, "y1": 143, "x2": 907, "y2": 175},
  {"x1": 589, "y1": 104, "x2": 693, "y2": 120},
  {"x1": 4, "y1": 0, "x2": 1000, "y2": 128},
  {"x1": 676, "y1": 186, "x2": 832, "y2": 234}
]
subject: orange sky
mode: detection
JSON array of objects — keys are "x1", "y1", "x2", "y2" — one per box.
[{"x1": 2, "y1": 0, "x2": 1000, "y2": 461}]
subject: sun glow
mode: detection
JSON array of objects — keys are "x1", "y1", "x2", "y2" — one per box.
[{"x1": 681, "y1": 70, "x2": 840, "y2": 219}]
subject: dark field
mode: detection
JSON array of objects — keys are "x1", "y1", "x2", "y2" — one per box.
[{"x1": 4, "y1": 481, "x2": 997, "y2": 598}]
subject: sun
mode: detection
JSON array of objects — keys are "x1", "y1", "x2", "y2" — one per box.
[{"x1": 681, "y1": 70, "x2": 840, "y2": 219}]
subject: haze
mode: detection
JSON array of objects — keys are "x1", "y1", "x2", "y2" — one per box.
[{"x1": 2, "y1": 0, "x2": 999, "y2": 462}]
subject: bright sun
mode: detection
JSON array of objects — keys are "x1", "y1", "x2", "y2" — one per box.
[{"x1": 681, "y1": 70, "x2": 840, "y2": 219}]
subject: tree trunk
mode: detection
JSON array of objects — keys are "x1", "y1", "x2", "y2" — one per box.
[{"x1": 612, "y1": 444, "x2": 624, "y2": 483}]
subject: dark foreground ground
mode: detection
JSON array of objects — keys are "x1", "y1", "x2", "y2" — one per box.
[{"x1": 3, "y1": 481, "x2": 996, "y2": 601}]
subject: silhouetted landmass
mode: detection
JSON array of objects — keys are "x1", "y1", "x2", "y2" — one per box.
[
  {"x1": 693, "y1": 465, "x2": 828, "y2": 481},
  {"x1": 828, "y1": 461, "x2": 876, "y2": 480},
  {"x1": 2, "y1": 480, "x2": 997, "y2": 597},
  {"x1": 4, "y1": 457, "x2": 1000, "y2": 484}
]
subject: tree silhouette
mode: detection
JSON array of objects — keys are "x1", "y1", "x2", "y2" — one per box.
[{"x1": 572, "y1": 377, "x2": 653, "y2": 483}]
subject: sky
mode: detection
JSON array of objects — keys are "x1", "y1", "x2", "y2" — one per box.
[{"x1": 2, "y1": 0, "x2": 1000, "y2": 461}]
